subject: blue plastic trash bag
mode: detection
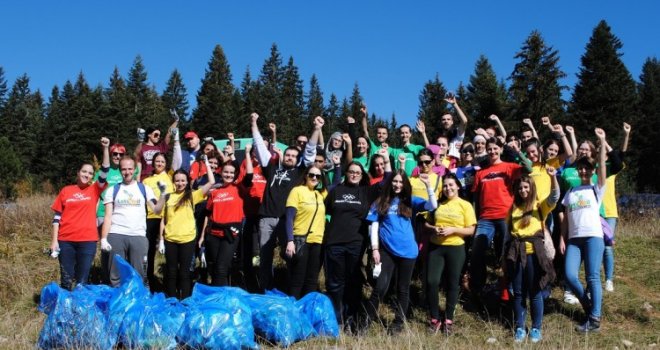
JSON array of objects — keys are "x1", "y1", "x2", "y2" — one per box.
[
  {"x1": 177, "y1": 302, "x2": 257, "y2": 350},
  {"x1": 243, "y1": 291, "x2": 315, "y2": 347},
  {"x1": 180, "y1": 284, "x2": 257, "y2": 349},
  {"x1": 120, "y1": 292, "x2": 185, "y2": 349},
  {"x1": 296, "y1": 292, "x2": 340, "y2": 338},
  {"x1": 37, "y1": 282, "x2": 114, "y2": 350}
]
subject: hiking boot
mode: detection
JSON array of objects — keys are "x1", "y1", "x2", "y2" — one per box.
[{"x1": 564, "y1": 290, "x2": 580, "y2": 305}]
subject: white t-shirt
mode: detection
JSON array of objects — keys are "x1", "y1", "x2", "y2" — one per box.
[
  {"x1": 448, "y1": 130, "x2": 465, "y2": 158},
  {"x1": 104, "y1": 182, "x2": 156, "y2": 236},
  {"x1": 562, "y1": 184, "x2": 606, "y2": 239}
]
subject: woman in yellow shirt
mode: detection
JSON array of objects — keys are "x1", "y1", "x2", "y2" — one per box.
[
  {"x1": 284, "y1": 165, "x2": 331, "y2": 299},
  {"x1": 424, "y1": 173, "x2": 476, "y2": 334},
  {"x1": 505, "y1": 166, "x2": 559, "y2": 343},
  {"x1": 160, "y1": 156, "x2": 215, "y2": 299}
]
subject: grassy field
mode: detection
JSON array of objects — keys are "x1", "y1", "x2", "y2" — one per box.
[{"x1": 0, "y1": 194, "x2": 658, "y2": 349}]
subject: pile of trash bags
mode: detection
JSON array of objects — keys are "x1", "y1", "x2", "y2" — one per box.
[{"x1": 37, "y1": 255, "x2": 339, "y2": 349}]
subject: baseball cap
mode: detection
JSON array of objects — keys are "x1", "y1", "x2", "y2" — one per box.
[{"x1": 184, "y1": 131, "x2": 199, "y2": 140}]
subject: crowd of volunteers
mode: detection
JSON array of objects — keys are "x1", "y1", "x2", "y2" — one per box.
[{"x1": 50, "y1": 97, "x2": 631, "y2": 341}]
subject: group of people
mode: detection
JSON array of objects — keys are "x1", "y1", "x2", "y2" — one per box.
[{"x1": 50, "y1": 97, "x2": 630, "y2": 342}]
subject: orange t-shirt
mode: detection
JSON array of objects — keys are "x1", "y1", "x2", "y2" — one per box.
[
  {"x1": 51, "y1": 183, "x2": 107, "y2": 241},
  {"x1": 472, "y1": 161, "x2": 523, "y2": 219}
]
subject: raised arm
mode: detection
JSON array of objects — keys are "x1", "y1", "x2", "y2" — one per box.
[
  {"x1": 198, "y1": 155, "x2": 216, "y2": 195},
  {"x1": 622, "y1": 122, "x2": 631, "y2": 153},
  {"x1": 342, "y1": 133, "x2": 353, "y2": 163},
  {"x1": 522, "y1": 118, "x2": 539, "y2": 140},
  {"x1": 268, "y1": 123, "x2": 277, "y2": 146},
  {"x1": 509, "y1": 140, "x2": 533, "y2": 173},
  {"x1": 418, "y1": 173, "x2": 438, "y2": 211},
  {"x1": 251, "y1": 113, "x2": 271, "y2": 167},
  {"x1": 98, "y1": 137, "x2": 110, "y2": 184},
  {"x1": 301, "y1": 116, "x2": 324, "y2": 167},
  {"x1": 164, "y1": 118, "x2": 178, "y2": 146},
  {"x1": 227, "y1": 132, "x2": 236, "y2": 158},
  {"x1": 595, "y1": 128, "x2": 607, "y2": 188},
  {"x1": 552, "y1": 124, "x2": 573, "y2": 163},
  {"x1": 360, "y1": 105, "x2": 370, "y2": 139},
  {"x1": 446, "y1": 96, "x2": 468, "y2": 133},
  {"x1": 171, "y1": 127, "x2": 183, "y2": 171},
  {"x1": 546, "y1": 166, "x2": 560, "y2": 206},
  {"x1": 541, "y1": 116, "x2": 555, "y2": 136},
  {"x1": 565, "y1": 125, "x2": 577, "y2": 162},
  {"x1": 489, "y1": 114, "x2": 507, "y2": 139},
  {"x1": 416, "y1": 120, "x2": 430, "y2": 147}
]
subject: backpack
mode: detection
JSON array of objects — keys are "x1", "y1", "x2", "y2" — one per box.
[
  {"x1": 112, "y1": 182, "x2": 148, "y2": 203},
  {"x1": 568, "y1": 185, "x2": 613, "y2": 245}
]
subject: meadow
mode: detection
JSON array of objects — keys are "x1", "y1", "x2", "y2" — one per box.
[{"x1": 0, "y1": 194, "x2": 658, "y2": 349}]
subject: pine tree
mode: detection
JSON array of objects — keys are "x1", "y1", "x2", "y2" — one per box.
[
  {"x1": 256, "y1": 44, "x2": 284, "y2": 129},
  {"x1": 388, "y1": 113, "x2": 399, "y2": 147},
  {"x1": 349, "y1": 83, "x2": 364, "y2": 122},
  {"x1": 0, "y1": 66, "x2": 8, "y2": 111},
  {"x1": 464, "y1": 55, "x2": 508, "y2": 127},
  {"x1": 126, "y1": 56, "x2": 167, "y2": 135},
  {"x1": 0, "y1": 74, "x2": 44, "y2": 174},
  {"x1": 161, "y1": 69, "x2": 189, "y2": 127},
  {"x1": 325, "y1": 93, "x2": 340, "y2": 136},
  {"x1": 509, "y1": 30, "x2": 567, "y2": 126},
  {"x1": 191, "y1": 44, "x2": 237, "y2": 139},
  {"x1": 305, "y1": 74, "x2": 324, "y2": 122},
  {"x1": 239, "y1": 66, "x2": 259, "y2": 137},
  {"x1": 0, "y1": 136, "x2": 23, "y2": 199},
  {"x1": 103, "y1": 67, "x2": 132, "y2": 145},
  {"x1": 569, "y1": 20, "x2": 638, "y2": 146},
  {"x1": 417, "y1": 74, "x2": 449, "y2": 141},
  {"x1": 636, "y1": 57, "x2": 660, "y2": 192},
  {"x1": 280, "y1": 56, "x2": 305, "y2": 142},
  {"x1": 38, "y1": 85, "x2": 66, "y2": 184}
]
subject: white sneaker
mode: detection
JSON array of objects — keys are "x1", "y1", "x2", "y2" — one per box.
[
  {"x1": 605, "y1": 280, "x2": 614, "y2": 292},
  {"x1": 564, "y1": 291, "x2": 580, "y2": 305}
]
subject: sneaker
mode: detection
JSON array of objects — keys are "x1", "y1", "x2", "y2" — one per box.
[
  {"x1": 575, "y1": 317, "x2": 600, "y2": 333},
  {"x1": 428, "y1": 318, "x2": 442, "y2": 334},
  {"x1": 529, "y1": 328, "x2": 542, "y2": 343},
  {"x1": 605, "y1": 279, "x2": 614, "y2": 292},
  {"x1": 514, "y1": 327, "x2": 527, "y2": 343},
  {"x1": 443, "y1": 320, "x2": 454, "y2": 335},
  {"x1": 564, "y1": 291, "x2": 580, "y2": 305}
]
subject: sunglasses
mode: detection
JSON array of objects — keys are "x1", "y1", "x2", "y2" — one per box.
[
  {"x1": 297, "y1": 139, "x2": 307, "y2": 144},
  {"x1": 461, "y1": 148, "x2": 475, "y2": 154},
  {"x1": 314, "y1": 159, "x2": 325, "y2": 163},
  {"x1": 112, "y1": 152, "x2": 124, "y2": 157},
  {"x1": 307, "y1": 173, "x2": 322, "y2": 179},
  {"x1": 152, "y1": 133, "x2": 161, "y2": 138},
  {"x1": 418, "y1": 160, "x2": 432, "y2": 166}
]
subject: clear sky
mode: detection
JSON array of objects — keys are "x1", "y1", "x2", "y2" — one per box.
[{"x1": 2, "y1": 0, "x2": 658, "y2": 127}]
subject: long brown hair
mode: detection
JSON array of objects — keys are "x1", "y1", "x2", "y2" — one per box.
[
  {"x1": 375, "y1": 170, "x2": 412, "y2": 218},
  {"x1": 513, "y1": 175, "x2": 537, "y2": 228},
  {"x1": 172, "y1": 169, "x2": 193, "y2": 211}
]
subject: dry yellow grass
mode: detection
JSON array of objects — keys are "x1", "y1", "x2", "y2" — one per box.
[{"x1": 0, "y1": 195, "x2": 658, "y2": 349}]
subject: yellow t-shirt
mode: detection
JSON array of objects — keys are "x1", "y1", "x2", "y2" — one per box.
[
  {"x1": 410, "y1": 173, "x2": 442, "y2": 200},
  {"x1": 429, "y1": 197, "x2": 477, "y2": 246},
  {"x1": 164, "y1": 189, "x2": 206, "y2": 243},
  {"x1": 286, "y1": 186, "x2": 327, "y2": 244},
  {"x1": 602, "y1": 173, "x2": 619, "y2": 218},
  {"x1": 529, "y1": 162, "x2": 551, "y2": 203},
  {"x1": 142, "y1": 171, "x2": 174, "y2": 219},
  {"x1": 510, "y1": 199, "x2": 555, "y2": 254}
]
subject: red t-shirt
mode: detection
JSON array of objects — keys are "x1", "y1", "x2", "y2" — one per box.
[
  {"x1": 472, "y1": 161, "x2": 522, "y2": 219},
  {"x1": 237, "y1": 158, "x2": 267, "y2": 218},
  {"x1": 139, "y1": 143, "x2": 169, "y2": 179},
  {"x1": 206, "y1": 184, "x2": 247, "y2": 230},
  {"x1": 51, "y1": 183, "x2": 106, "y2": 241}
]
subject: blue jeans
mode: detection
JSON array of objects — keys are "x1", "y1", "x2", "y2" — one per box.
[
  {"x1": 469, "y1": 218, "x2": 507, "y2": 293},
  {"x1": 603, "y1": 218, "x2": 617, "y2": 280},
  {"x1": 565, "y1": 237, "x2": 605, "y2": 319},
  {"x1": 508, "y1": 254, "x2": 543, "y2": 329},
  {"x1": 58, "y1": 241, "x2": 97, "y2": 290}
]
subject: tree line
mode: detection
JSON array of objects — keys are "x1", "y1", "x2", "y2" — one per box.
[{"x1": 0, "y1": 20, "x2": 658, "y2": 198}]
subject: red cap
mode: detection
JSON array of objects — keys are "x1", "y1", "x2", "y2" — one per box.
[
  {"x1": 110, "y1": 144, "x2": 126, "y2": 154},
  {"x1": 184, "y1": 131, "x2": 199, "y2": 139}
]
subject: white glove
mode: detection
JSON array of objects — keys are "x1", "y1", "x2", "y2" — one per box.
[
  {"x1": 373, "y1": 263, "x2": 382, "y2": 278},
  {"x1": 137, "y1": 128, "x2": 146, "y2": 142},
  {"x1": 200, "y1": 250, "x2": 207, "y2": 268},
  {"x1": 50, "y1": 249, "x2": 60, "y2": 259},
  {"x1": 158, "y1": 239, "x2": 165, "y2": 255},
  {"x1": 171, "y1": 127, "x2": 179, "y2": 142},
  {"x1": 101, "y1": 238, "x2": 112, "y2": 252}
]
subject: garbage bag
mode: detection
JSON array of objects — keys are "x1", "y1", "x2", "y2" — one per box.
[
  {"x1": 243, "y1": 290, "x2": 315, "y2": 347},
  {"x1": 177, "y1": 302, "x2": 257, "y2": 350},
  {"x1": 119, "y1": 292, "x2": 185, "y2": 349},
  {"x1": 37, "y1": 282, "x2": 113, "y2": 350},
  {"x1": 296, "y1": 292, "x2": 339, "y2": 338}
]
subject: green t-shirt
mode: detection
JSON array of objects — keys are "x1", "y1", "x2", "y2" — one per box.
[{"x1": 389, "y1": 143, "x2": 426, "y2": 177}]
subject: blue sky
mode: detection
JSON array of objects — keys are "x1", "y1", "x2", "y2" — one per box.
[{"x1": 2, "y1": 1, "x2": 658, "y2": 128}]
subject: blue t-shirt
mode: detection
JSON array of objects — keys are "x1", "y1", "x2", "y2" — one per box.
[{"x1": 366, "y1": 196, "x2": 427, "y2": 259}]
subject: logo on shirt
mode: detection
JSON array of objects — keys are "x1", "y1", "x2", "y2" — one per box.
[
  {"x1": 213, "y1": 192, "x2": 233, "y2": 202},
  {"x1": 482, "y1": 171, "x2": 506, "y2": 182},
  {"x1": 66, "y1": 192, "x2": 92, "y2": 203},
  {"x1": 336, "y1": 193, "x2": 362, "y2": 205},
  {"x1": 567, "y1": 193, "x2": 592, "y2": 212},
  {"x1": 343, "y1": 194, "x2": 356, "y2": 201},
  {"x1": 270, "y1": 169, "x2": 292, "y2": 187},
  {"x1": 116, "y1": 190, "x2": 143, "y2": 207}
]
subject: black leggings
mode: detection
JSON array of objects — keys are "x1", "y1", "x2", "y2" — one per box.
[
  {"x1": 145, "y1": 218, "x2": 161, "y2": 289},
  {"x1": 205, "y1": 233, "x2": 239, "y2": 286},
  {"x1": 287, "y1": 242, "x2": 323, "y2": 299},
  {"x1": 365, "y1": 248, "x2": 416, "y2": 325},
  {"x1": 426, "y1": 244, "x2": 465, "y2": 321},
  {"x1": 164, "y1": 240, "x2": 196, "y2": 299}
]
